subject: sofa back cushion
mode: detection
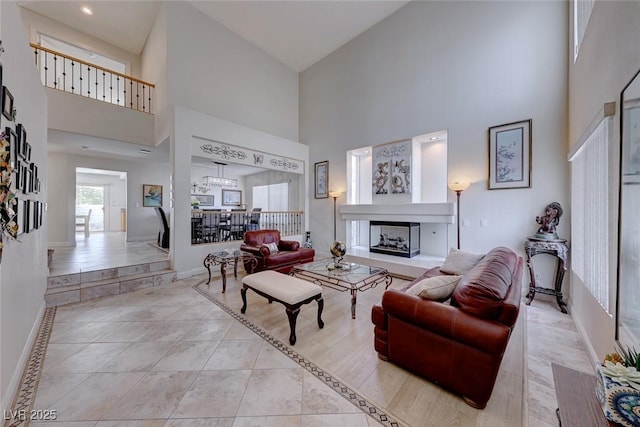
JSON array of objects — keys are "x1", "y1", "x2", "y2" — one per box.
[
  {"x1": 450, "y1": 247, "x2": 518, "y2": 320},
  {"x1": 244, "y1": 230, "x2": 281, "y2": 247}
]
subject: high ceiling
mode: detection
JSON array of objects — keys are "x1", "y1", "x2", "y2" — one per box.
[{"x1": 17, "y1": 0, "x2": 409, "y2": 72}]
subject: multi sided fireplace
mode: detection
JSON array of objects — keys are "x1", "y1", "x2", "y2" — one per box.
[{"x1": 370, "y1": 221, "x2": 420, "y2": 258}]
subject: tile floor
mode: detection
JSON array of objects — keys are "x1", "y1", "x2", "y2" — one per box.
[{"x1": 29, "y1": 237, "x2": 597, "y2": 426}]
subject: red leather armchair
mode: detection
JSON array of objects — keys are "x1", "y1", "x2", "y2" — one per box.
[
  {"x1": 371, "y1": 247, "x2": 523, "y2": 409},
  {"x1": 241, "y1": 229, "x2": 315, "y2": 273}
]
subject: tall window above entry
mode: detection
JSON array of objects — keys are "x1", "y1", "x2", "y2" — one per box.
[{"x1": 574, "y1": 0, "x2": 595, "y2": 61}]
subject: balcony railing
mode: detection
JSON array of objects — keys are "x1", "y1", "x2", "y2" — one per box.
[
  {"x1": 30, "y1": 43, "x2": 155, "y2": 114},
  {"x1": 190, "y1": 210, "x2": 304, "y2": 245}
]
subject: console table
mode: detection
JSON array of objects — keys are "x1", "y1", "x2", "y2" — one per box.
[
  {"x1": 524, "y1": 237, "x2": 569, "y2": 313},
  {"x1": 552, "y1": 363, "x2": 615, "y2": 426}
]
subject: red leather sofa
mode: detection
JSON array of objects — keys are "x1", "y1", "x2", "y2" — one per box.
[
  {"x1": 241, "y1": 229, "x2": 315, "y2": 273},
  {"x1": 371, "y1": 247, "x2": 523, "y2": 409}
]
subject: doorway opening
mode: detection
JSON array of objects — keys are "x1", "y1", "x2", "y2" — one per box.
[{"x1": 75, "y1": 167, "x2": 127, "y2": 238}]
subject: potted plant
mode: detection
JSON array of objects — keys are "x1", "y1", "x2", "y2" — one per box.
[{"x1": 596, "y1": 345, "x2": 640, "y2": 426}]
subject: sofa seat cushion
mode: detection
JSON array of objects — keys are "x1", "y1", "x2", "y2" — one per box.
[
  {"x1": 451, "y1": 246, "x2": 518, "y2": 320},
  {"x1": 406, "y1": 275, "x2": 462, "y2": 301}
]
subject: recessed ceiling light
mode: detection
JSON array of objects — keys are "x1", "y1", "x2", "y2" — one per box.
[
  {"x1": 81, "y1": 6, "x2": 93, "y2": 15},
  {"x1": 139, "y1": 149, "x2": 151, "y2": 154},
  {"x1": 429, "y1": 136, "x2": 439, "y2": 141},
  {"x1": 81, "y1": 145, "x2": 89, "y2": 150}
]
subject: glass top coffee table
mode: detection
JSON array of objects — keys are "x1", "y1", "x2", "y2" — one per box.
[
  {"x1": 204, "y1": 250, "x2": 257, "y2": 293},
  {"x1": 291, "y1": 259, "x2": 392, "y2": 319}
]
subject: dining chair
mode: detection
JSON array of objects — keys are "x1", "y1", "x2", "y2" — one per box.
[
  {"x1": 75, "y1": 209, "x2": 92, "y2": 237},
  {"x1": 154, "y1": 207, "x2": 170, "y2": 248}
]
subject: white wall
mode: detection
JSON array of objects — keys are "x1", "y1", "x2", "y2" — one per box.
[
  {"x1": 568, "y1": 1, "x2": 640, "y2": 361},
  {"x1": 47, "y1": 88, "x2": 154, "y2": 146},
  {"x1": 20, "y1": 8, "x2": 142, "y2": 78},
  {"x1": 172, "y1": 107, "x2": 309, "y2": 276},
  {"x1": 0, "y1": 0, "x2": 48, "y2": 410},
  {"x1": 300, "y1": 1, "x2": 569, "y2": 258},
  {"x1": 165, "y1": 1, "x2": 299, "y2": 142},
  {"x1": 47, "y1": 153, "x2": 170, "y2": 246}
]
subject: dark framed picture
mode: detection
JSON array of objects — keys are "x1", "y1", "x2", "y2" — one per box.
[
  {"x1": 23, "y1": 199, "x2": 30, "y2": 233},
  {"x1": 142, "y1": 184, "x2": 163, "y2": 207},
  {"x1": 0, "y1": 64, "x2": 3, "y2": 127},
  {"x1": 5, "y1": 127, "x2": 17, "y2": 167},
  {"x1": 21, "y1": 163, "x2": 29, "y2": 193},
  {"x1": 222, "y1": 189, "x2": 242, "y2": 206},
  {"x1": 15, "y1": 159, "x2": 21, "y2": 190},
  {"x1": 314, "y1": 160, "x2": 329, "y2": 199},
  {"x1": 38, "y1": 201, "x2": 43, "y2": 227},
  {"x1": 488, "y1": 119, "x2": 532, "y2": 190},
  {"x1": 16, "y1": 124, "x2": 26, "y2": 160},
  {"x1": 2, "y1": 86, "x2": 14, "y2": 122},
  {"x1": 33, "y1": 201, "x2": 39, "y2": 230},
  {"x1": 24, "y1": 143, "x2": 31, "y2": 162}
]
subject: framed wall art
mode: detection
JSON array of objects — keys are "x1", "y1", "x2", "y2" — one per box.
[
  {"x1": 2, "y1": 86, "x2": 13, "y2": 122},
  {"x1": 222, "y1": 189, "x2": 242, "y2": 206},
  {"x1": 372, "y1": 139, "x2": 412, "y2": 195},
  {"x1": 314, "y1": 160, "x2": 328, "y2": 199},
  {"x1": 488, "y1": 119, "x2": 532, "y2": 190},
  {"x1": 142, "y1": 184, "x2": 163, "y2": 207}
]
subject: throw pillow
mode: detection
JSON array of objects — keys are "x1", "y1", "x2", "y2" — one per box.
[
  {"x1": 439, "y1": 248, "x2": 485, "y2": 275},
  {"x1": 406, "y1": 275, "x2": 462, "y2": 302},
  {"x1": 263, "y1": 242, "x2": 279, "y2": 253}
]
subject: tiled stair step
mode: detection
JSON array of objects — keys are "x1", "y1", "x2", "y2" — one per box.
[{"x1": 45, "y1": 261, "x2": 176, "y2": 307}]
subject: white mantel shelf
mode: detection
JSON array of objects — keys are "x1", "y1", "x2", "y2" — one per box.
[{"x1": 339, "y1": 203, "x2": 455, "y2": 224}]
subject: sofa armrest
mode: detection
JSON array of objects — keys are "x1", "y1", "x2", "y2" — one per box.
[
  {"x1": 279, "y1": 240, "x2": 300, "y2": 251},
  {"x1": 381, "y1": 289, "x2": 512, "y2": 356},
  {"x1": 241, "y1": 244, "x2": 270, "y2": 257}
]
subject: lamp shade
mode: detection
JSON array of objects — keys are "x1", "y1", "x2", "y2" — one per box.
[
  {"x1": 329, "y1": 191, "x2": 341, "y2": 199},
  {"x1": 448, "y1": 181, "x2": 470, "y2": 192}
]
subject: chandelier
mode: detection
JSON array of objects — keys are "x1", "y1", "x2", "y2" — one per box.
[{"x1": 203, "y1": 162, "x2": 237, "y2": 188}]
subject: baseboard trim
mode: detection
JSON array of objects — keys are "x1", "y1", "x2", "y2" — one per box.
[
  {"x1": 1, "y1": 302, "x2": 46, "y2": 412},
  {"x1": 48, "y1": 241, "x2": 76, "y2": 248}
]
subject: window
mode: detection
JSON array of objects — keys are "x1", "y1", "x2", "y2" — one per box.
[
  {"x1": 569, "y1": 115, "x2": 611, "y2": 312},
  {"x1": 574, "y1": 0, "x2": 595, "y2": 61},
  {"x1": 253, "y1": 182, "x2": 288, "y2": 210}
]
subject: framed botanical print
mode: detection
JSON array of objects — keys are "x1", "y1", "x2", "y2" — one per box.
[
  {"x1": 314, "y1": 160, "x2": 328, "y2": 199},
  {"x1": 488, "y1": 119, "x2": 532, "y2": 189}
]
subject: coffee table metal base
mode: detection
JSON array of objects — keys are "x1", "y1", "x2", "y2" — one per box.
[
  {"x1": 291, "y1": 261, "x2": 392, "y2": 319},
  {"x1": 204, "y1": 251, "x2": 257, "y2": 293}
]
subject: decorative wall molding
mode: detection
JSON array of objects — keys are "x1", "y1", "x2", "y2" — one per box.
[{"x1": 192, "y1": 137, "x2": 304, "y2": 174}]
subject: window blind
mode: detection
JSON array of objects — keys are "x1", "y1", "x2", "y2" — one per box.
[{"x1": 570, "y1": 116, "x2": 611, "y2": 311}]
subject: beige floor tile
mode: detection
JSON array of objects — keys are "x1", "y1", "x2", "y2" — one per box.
[
  {"x1": 223, "y1": 321, "x2": 263, "y2": 340},
  {"x1": 203, "y1": 339, "x2": 262, "y2": 370},
  {"x1": 172, "y1": 370, "x2": 252, "y2": 418},
  {"x1": 357, "y1": 360, "x2": 410, "y2": 408},
  {"x1": 236, "y1": 369, "x2": 304, "y2": 416},
  {"x1": 41, "y1": 343, "x2": 88, "y2": 371},
  {"x1": 182, "y1": 319, "x2": 234, "y2": 341},
  {"x1": 301, "y1": 371, "x2": 360, "y2": 415},
  {"x1": 153, "y1": 340, "x2": 220, "y2": 371},
  {"x1": 30, "y1": 422, "x2": 97, "y2": 426},
  {"x1": 231, "y1": 416, "x2": 300, "y2": 427},
  {"x1": 97, "y1": 341, "x2": 176, "y2": 372},
  {"x1": 45, "y1": 342, "x2": 132, "y2": 373},
  {"x1": 253, "y1": 342, "x2": 299, "y2": 370},
  {"x1": 301, "y1": 413, "x2": 369, "y2": 427},
  {"x1": 33, "y1": 373, "x2": 91, "y2": 409},
  {"x1": 49, "y1": 321, "x2": 124, "y2": 344},
  {"x1": 50, "y1": 372, "x2": 146, "y2": 421},
  {"x1": 165, "y1": 419, "x2": 235, "y2": 427},
  {"x1": 102, "y1": 371, "x2": 198, "y2": 420},
  {"x1": 94, "y1": 421, "x2": 165, "y2": 427}
]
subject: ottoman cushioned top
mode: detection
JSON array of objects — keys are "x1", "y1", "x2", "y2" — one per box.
[{"x1": 242, "y1": 270, "x2": 322, "y2": 305}]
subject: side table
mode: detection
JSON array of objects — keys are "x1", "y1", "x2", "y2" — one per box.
[
  {"x1": 203, "y1": 250, "x2": 257, "y2": 293},
  {"x1": 524, "y1": 237, "x2": 569, "y2": 313}
]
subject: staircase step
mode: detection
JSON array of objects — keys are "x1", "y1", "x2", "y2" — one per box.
[{"x1": 46, "y1": 262, "x2": 177, "y2": 307}]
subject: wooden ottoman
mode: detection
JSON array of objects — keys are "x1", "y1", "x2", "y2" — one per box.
[{"x1": 241, "y1": 270, "x2": 324, "y2": 345}]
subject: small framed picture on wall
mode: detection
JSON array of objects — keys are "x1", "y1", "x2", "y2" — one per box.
[{"x1": 314, "y1": 160, "x2": 329, "y2": 199}]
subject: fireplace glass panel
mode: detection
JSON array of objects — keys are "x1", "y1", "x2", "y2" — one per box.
[{"x1": 370, "y1": 221, "x2": 420, "y2": 258}]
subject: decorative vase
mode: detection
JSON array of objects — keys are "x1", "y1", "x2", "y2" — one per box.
[
  {"x1": 595, "y1": 363, "x2": 640, "y2": 426},
  {"x1": 303, "y1": 231, "x2": 313, "y2": 248}
]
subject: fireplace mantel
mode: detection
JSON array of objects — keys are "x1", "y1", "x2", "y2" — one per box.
[{"x1": 339, "y1": 203, "x2": 454, "y2": 224}]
